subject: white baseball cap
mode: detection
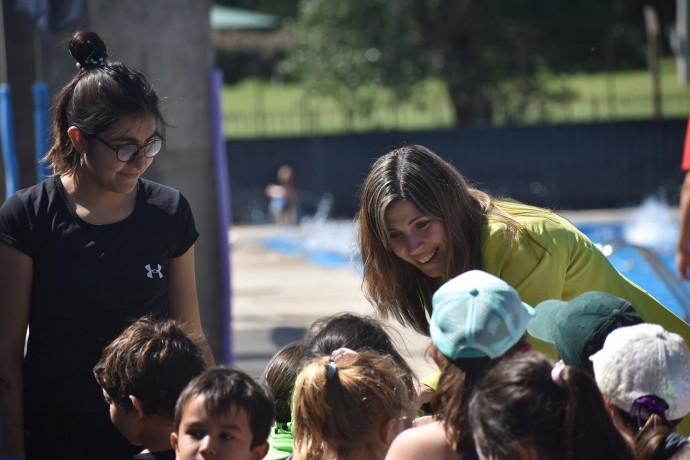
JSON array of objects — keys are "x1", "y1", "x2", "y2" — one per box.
[{"x1": 590, "y1": 323, "x2": 690, "y2": 420}]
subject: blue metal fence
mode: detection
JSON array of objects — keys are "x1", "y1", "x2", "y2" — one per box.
[{"x1": 227, "y1": 118, "x2": 688, "y2": 223}]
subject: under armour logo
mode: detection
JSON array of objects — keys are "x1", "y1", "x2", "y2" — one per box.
[{"x1": 145, "y1": 264, "x2": 163, "y2": 279}]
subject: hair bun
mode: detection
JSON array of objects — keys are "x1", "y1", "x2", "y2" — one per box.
[{"x1": 69, "y1": 31, "x2": 108, "y2": 70}]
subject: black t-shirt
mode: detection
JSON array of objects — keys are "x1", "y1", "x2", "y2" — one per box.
[{"x1": 0, "y1": 176, "x2": 199, "y2": 413}]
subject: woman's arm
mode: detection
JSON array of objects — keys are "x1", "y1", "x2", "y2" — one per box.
[
  {"x1": 0, "y1": 243, "x2": 32, "y2": 458},
  {"x1": 167, "y1": 245, "x2": 215, "y2": 366},
  {"x1": 677, "y1": 171, "x2": 690, "y2": 280}
]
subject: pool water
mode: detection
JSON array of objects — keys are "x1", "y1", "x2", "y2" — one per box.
[{"x1": 577, "y1": 221, "x2": 690, "y2": 322}]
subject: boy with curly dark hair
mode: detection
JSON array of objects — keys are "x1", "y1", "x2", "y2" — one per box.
[{"x1": 93, "y1": 316, "x2": 207, "y2": 459}]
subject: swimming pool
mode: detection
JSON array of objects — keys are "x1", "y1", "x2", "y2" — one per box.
[
  {"x1": 577, "y1": 221, "x2": 690, "y2": 321},
  {"x1": 263, "y1": 204, "x2": 690, "y2": 322}
]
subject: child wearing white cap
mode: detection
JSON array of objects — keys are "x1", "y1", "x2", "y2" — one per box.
[
  {"x1": 385, "y1": 270, "x2": 534, "y2": 460},
  {"x1": 590, "y1": 323, "x2": 690, "y2": 459}
]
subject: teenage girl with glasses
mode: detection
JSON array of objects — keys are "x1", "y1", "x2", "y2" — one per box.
[{"x1": 0, "y1": 30, "x2": 213, "y2": 460}]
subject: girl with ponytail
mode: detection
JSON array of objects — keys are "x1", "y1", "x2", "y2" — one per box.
[
  {"x1": 292, "y1": 349, "x2": 415, "y2": 460},
  {"x1": 468, "y1": 353, "x2": 633, "y2": 460}
]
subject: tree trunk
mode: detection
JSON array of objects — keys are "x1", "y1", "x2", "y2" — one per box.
[{"x1": 448, "y1": 83, "x2": 493, "y2": 125}]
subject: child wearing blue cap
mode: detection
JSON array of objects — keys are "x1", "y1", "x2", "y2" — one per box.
[{"x1": 385, "y1": 270, "x2": 534, "y2": 460}]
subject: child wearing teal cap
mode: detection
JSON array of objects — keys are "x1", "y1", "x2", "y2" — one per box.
[{"x1": 386, "y1": 270, "x2": 534, "y2": 460}]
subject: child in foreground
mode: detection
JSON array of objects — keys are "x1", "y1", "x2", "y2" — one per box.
[
  {"x1": 171, "y1": 366, "x2": 274, "y2": 460},
  {"x1": 590, "y1": 323, "x2": 690, "y2": 459},
  {"x1": 93, "y1": 316, "x2": 207, "y2": 460},
  {"x1": 292, "y1": 348, "x2": 415, "y2": 460},
  {"x1": 261, "y1": 341, "x2": 303, "y2": 460},
  {"x1": 263, "y1": 312, "x2": 418, "y2": 460},
  {"x1": 469, "y1": 352, "x2": 633, "y2": 460},
  {"x1": 385, "y1": 269, "x2": 535, "y2": 460}
]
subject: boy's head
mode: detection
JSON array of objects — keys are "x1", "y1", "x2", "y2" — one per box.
[
  {"x1": 171, "y1": 366, "x2": 274, "y2": 460},
  {"x1": 93, "y1": 316, "x2": 207, "y2": 442}
]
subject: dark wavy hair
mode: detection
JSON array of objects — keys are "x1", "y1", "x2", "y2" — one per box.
[
  {"x1": 174, "y1": 366, "x2": 275, "y2": 449},
  {"x1": 45, "y1": 30, "x2": 166, "y2": 175},
  {"x1": 301, "y1": 313, "x2": 413, "y2": 377},
  {"x1": 429, "y1": 337, "x2": 528, "y2": 455},
  {"x1": 93, "y1": 316, "x2": 207, "y2": 419},
  {"x1": 259, "y1": 340, "x2": 304, "y2": 424},
  {"x1": 469, "y1": 352, "x2": 634, "y2": 460}
]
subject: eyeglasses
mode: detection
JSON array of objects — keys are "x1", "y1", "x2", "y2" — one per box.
[{"x1": 95, "y1": 135, "x2": 164, "y2": 162}]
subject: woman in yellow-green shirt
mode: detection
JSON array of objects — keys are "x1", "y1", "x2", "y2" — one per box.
[{"x1": 356, "y1": 144, "x2": 690, "y2": 354}]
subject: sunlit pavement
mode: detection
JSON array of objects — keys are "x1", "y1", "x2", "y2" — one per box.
[{"x1": 228, "y1": 223, "x2": 436, "y2": 380}]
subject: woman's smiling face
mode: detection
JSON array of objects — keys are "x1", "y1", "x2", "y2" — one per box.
[{"x1": 384, "y1": 199, "x2": 448, "y2": 278}]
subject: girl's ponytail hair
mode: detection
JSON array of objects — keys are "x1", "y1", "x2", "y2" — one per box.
[
  {"x1": 293, "y1": 351, "x2": 413, "y2": 460},
  {"x1": 469, "y1": 353, "x2": 634, "y2": 460}
]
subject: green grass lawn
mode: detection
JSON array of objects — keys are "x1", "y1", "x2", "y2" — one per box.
[{"x1": 221, "y1": 57, "x2": 690, "y2": 138}]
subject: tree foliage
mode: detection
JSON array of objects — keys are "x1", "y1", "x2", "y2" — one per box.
[{"x1": 280, "y1": 0, "x2": 675, "y2": 124}]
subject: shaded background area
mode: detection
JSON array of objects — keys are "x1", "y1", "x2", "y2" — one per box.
[{"x1": 227, "y1": 118, "x2": 687, "y2": 223}]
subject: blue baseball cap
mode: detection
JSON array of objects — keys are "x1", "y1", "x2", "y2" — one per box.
[{"x1": 430, "y1": 270, "x2": 535, "y2": 359}]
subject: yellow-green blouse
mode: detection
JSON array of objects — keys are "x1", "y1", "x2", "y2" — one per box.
[{"x1": 482, "y1": 201, "x2": 690, "y2": 353}]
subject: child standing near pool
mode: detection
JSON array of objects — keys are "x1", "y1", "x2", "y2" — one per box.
[{"x1": 265, "y1": 165, "x2": 301, "y2": 225}]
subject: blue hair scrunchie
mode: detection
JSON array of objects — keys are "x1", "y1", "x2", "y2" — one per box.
[{"x1": 326, "y1": 361, "x2": 337, "y2": 380}]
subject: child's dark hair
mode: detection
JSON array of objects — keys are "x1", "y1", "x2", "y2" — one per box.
[
  {"x1": 468, "y1": 352, "x2": 634, "y2": 460},
  {"x1": 302, "y1": 312, "x2": 413, "y2": 376},
  {"x1": 430, "y1": 337, "x2": 528, "y2": 455},
  {"x1": 293, "y1": 351, "x2": 413, "y2": 460},
  {"x1": 260, "y1": 340, "x2": 304, "y2": 424},
  {"x1": 432, "y1": 356, "x2": 493, "y2": 454},
  {"x1": 46, "y1": 30, "x2": 166, "y2": 175},
  {"x1": 174, "y1": 365, "x2": 274, "y2": 448},
  {"x1": 93, "y1": 316, "x2": 206, "y2": 419}
]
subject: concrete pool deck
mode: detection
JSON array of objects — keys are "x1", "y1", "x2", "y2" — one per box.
[
  {"x1": 229, "y1": 206, "x2": 679, "y2": 380},
  {"x1": 229, "y1": 222, "x2": 436, "y2": 380}
]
